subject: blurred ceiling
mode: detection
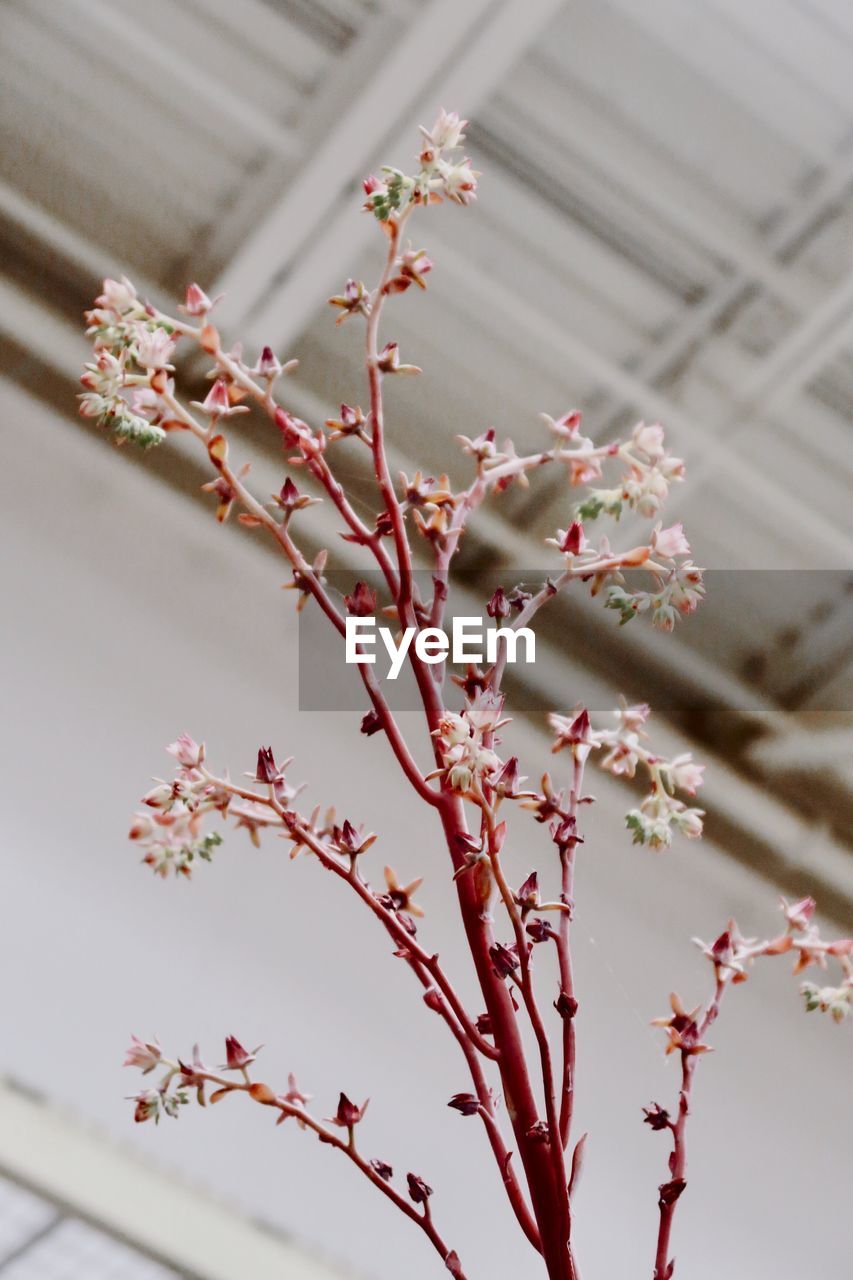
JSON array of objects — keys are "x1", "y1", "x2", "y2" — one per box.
[{"x1": 1, "y1": 0, "x2": 852, "y2": 898}]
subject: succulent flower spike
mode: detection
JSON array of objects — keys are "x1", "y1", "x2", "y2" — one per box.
[
  {"x1": 382, "y1": 866, "x2": 424, "y2": 918},
  {"x1": 81, "y1": 113, "x2": 848, "y2": 1280}
]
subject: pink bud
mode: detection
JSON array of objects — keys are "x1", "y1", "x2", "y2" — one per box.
[
  {"x1": 181, "y1": 283, "x2": 217, "y2": 316},
  {"x1": 224, "y1": 1035, "x2": 257, "y2": 1071},
  {"x1": 166, "y1": 734, "x2": 203, "y2": 769},
  {"x1": 560, "y1": 521, "x2": 585, "y2": 556},
  {"x1": 200, "y1": 379, "x2": 232, "y2": 416},
  {"x1": 255, "y1": 746, "x2": 278, "y2": 784}
]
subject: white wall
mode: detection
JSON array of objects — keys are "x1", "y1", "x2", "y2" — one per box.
[{"x1": 1, "y1": 379, "x2": 850, "y2": 1279}]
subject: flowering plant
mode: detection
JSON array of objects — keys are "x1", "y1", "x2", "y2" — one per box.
[{"x1": 81, "y1": 113, "x2": 851, "y2": 1280}]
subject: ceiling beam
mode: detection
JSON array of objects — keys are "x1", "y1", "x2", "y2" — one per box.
[
  {"x1": 61, "y1": 0, "x2": 299, "y2": 157},
  {"x1": 425, "y1": 235, "x2": 853, "y2": 566},
  {"x1": 0, "y1": 1079, "x2": 344, "y2": 1280},
  {"x1": 215, "y1": 0, "x2": 566, "y2": 337}
]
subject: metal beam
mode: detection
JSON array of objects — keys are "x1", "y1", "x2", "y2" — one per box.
[
  {"x1": 0, "y1": 1080, "x2": 344, "y2": 1280},
  {"x1": 425, "y1": 235, "x2": 853, "y2": 566},
  {"x1": 61, "y1": 0, "x2": 299, "y2": 157}
]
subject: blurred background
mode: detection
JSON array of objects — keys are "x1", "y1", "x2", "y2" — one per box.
[{"x1": 1, "y1": 0, "x2": 852, "y2": 1277}]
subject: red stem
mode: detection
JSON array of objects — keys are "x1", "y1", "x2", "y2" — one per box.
[{"x1": 653, "y1": 977, "x2": 725, "y2": 1280}]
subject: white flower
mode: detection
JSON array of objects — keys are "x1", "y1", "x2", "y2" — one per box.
[
  {"x1": 124, "y1": 1035, "x2": 162, "y2": 1073},
  {"x1": 439, "y1": 160, "x2": 479, "y2": 205},
  {"x1": 424, "y1": 109, "x2": 466, "y2": 152},
  {"x1": 96, "y1": 275, "x2": 137, "y2": 313},
  {"x1": 134, "y1": 326, "x2": 176, "y2": 370},
  {"x1": 668, "y1": 753, "x2": 705, "y2": 795},
  {"x1": 465, "y1": 689, "x2": 505, "y2": 733},
  {"x1": 652, "y1": 523, "x2": 690, "y2": 560},
  {"x1": 631, "y1": 421, "x2": 666, "y2": 461}
]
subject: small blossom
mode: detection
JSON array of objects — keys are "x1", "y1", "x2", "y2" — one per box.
[
  {"x1": 96, "y1": 275, "x2": 138, "y2": 313},
  {"x1": 360, "y1": 710, "x2": 382, "y2": 736},
  {"x1": 124, "y1": 1035, "x2": 162, "y2": 1074},
  {"x1": 549, "y1": 707, "x2": 594, "y2": 763},
  {"x1": 527, "y1": 917, "x2": 556, "y2": 943},
  {"x1": 274, "y1": 476, "x2": 318, "y2": 515},
  {"x1": 344, "y1": 580, "x2": 377, "y2": 617},
  {"x1": 325, "y1": 403, "x2": 366, "y2": 441},
  {"x1": 329, "y1": 1092, "x2": 369, "y2": 1128},
  {"x1": 328, "y1": 278, "x2": 369, "y2": 323},
  {"x1": 333, "y1": 819, "x2": 377, "y2": 859},
  {"x1": 382, "y1": 866, "x2": 424, "y2": 918},
  {"x1": 377, "y1": 341, "x2": 420, "y2": 375},
  {"x1": 438, "y1": 159, "x2": 479, "y2": 205},
  {"x1": 659, "y1": 1179, "x2": 687, "y2": 1207},
  {"x1": 406, "y1": 1172, "x2": 433, "y2": 1204},
  {"x1": 386, "y1": 248, "x2": 434, "y2": 294},
  {"x1": 370, "y1": 1158, "x2": 394, "y2": 1180},
  {"x1": 781, "y1": 896, "x2": 816, "y2": 932},
  {"x1": 249, "y1": 346, "x2": 286, "y2": 380},
  {"x1": 652, "y1": 993, "x2": 711, "y2": 1056},
  {"x1": 256, "y1": 746, "x2": 279, "y2": 784},
  {"x1": 514, "y1": 871, "x2": 539, "y2": 913},
  {"x1": 490, "y1": 755, "x2": 526, "y2": 798},
  {"x1": 652, "y1": 523, "x2": 691, "y2": 560},
  {"x1": 223, "y1": 1035, "x2": 259, "y2": 1071},
  {"x1": 489, "y1": 941, "x2": 519, "y2": 979},
  {"x1": 557, "y1": 521, "x2": 586, "y2": 556},
  {"x1": 166, "y1": 734, "x2": 203, "y2": 769},
  {"x1": 192, "y1": 378, "x2": 249, "y2": 418},
  {"x1": 642, "y1": 1103, "x2": 671, "y2": 1131},
  {"x1": 134, "y1": 326, "x2": 176, "y2": 370},
  {"x1": 179, "y1": 283, "x2": 223, "y2": 317},
  {"x1": 132, "y1": 1089, "x2": 160, "y2": 1124},
  {"x1": 555, "y1": 991, "x2": 579, "y2": 1020},
  {"x1": 632, "y1": 421, "x2": 666, "y2": 460},
  {"x1": 666, "y1": 753, "x2": 705, "y2": 795},
  {"x1": 420, "y1": 109, "x2": 466, "y2": 152},
  {"x1": 486, "y1": 586, "x2": 510, "y2": 620},
  {"x1": 448, "y1": 1093, "x2": 480, "y2": 1116}
]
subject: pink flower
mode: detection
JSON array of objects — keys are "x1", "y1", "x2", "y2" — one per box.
[
  {"x1": 559, "y1": 521, "x2": 586, "y2": 556},
  {"x1": 422, "y1": 109, "x2": 466, "y2": 152},
  {"x1": 142, "y1": 783, "x2": 173, "y2": 810},
  {"x1": 440, "y1": 160, "x2": 479, "y2": 205},
  {"x1": 197, "y1": 379, "x2": 231, "y2": 416},
  {"x1": 328, "y1": 1092, "x2": 369, "y2": 1128},
  {"x1": 669, "y1": 753, "x2": 705, "y2": 795},
  {"x1": 128, "y1": 813, "x2": 155, "y2": 841},
  {"x1": 549, "y1": 707, "x2": 594, "y2": 762},
  {"x1": 223, "y1": 1035, "x2": 259, "y2": 1071},
  {"x1": 134, "y1": 327, "x2": 176, "y2": 370},
  {"x1": 781, "y1": 896, "x2": 816, "y2": 932},
  {"x1": 179, "y1": 283, "x2": 222, "y2": 317},
  {"x1": 652, "y1": 523, "x2": 690, "y2": 560},
  {"x1": 632, "y1": 421, "x2": 666, "y2": 460},
  {"x1": 132, "y1": 1089, "x2": 160, "y2": 1123},
  {"x1": 249, "y1": 346, "x2": 287, "y2": 380},
  {"x1": 96, "y1": 276, "x2": 137, "y2": 313},
  {"x1": 166, "y1": 734, "x2": 203, "y2": 769},
  {"x1": 124, "y1": 1035, "x2": 162, "y2": 1073}
]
